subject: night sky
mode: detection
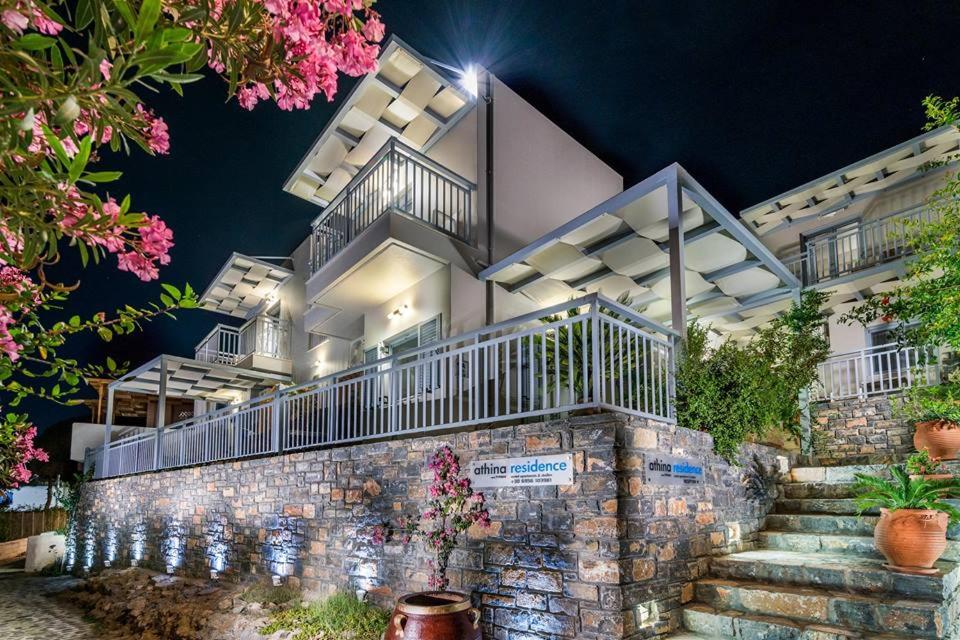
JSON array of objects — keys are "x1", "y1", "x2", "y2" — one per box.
[{"x1": 31, "y1": 0, "x2": 960, "y2": 431}]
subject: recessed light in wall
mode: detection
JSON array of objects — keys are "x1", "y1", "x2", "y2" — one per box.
[{"x1": 387, "y1": 304, "x2": 409, "y2": 320}]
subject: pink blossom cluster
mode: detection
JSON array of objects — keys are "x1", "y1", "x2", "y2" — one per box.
[
  {"x1": 233, "y1": 0, "x2": 384, "y2": 110},
  {"x1": 134, "y1": 104, "x2": 170, "y2": 155},
  {"x1": 3, "y1": 424, "x2": 48, "y2": 488},
  {"x1": 0, "y1": 307, "x2": 20, "y2": 361},
  {"x1": 1, "y1": 0, "x2": 62, "y2": 35}
]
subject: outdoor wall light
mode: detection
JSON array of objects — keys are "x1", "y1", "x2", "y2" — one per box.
[
  {"x1": 459, "y1": 66, "x2": 479, "y2": 97},
  {"x1": 387, "y1": 304, "x2": 409, "y2": 320},
  {"x1": 103, "y1": 526, "x2": 117, "y2": 568},
  {"x1": 272, "y1": 574, "x2": 285, "y2": 587}
]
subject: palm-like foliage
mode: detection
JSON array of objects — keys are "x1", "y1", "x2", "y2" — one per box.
[{"x1": 854, "y1": 464, "x2": 960, "y2": 525}]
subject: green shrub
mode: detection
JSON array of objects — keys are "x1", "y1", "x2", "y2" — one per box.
[
  {"x1": 260, "y1": 592, "x2": 390, "y2": 640},
  {"x1": 854, "y1": 463, "x2": 960, "y2": 525},
  {"x1": 895, "y1": 369, "x2": 960, "y2": 424},
  {"x1": 675, "y1": 290, "x2": 830, "y2": 461},
  {"x1": 240, "y1": 583, "x2": 300, "y2": 605}
]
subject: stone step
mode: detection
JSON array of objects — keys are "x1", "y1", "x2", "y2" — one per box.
[
  {"x1": 694, "y1": 578, "x2": 947, "y2": 638},
  {"x1": 759, "y1": 531, "x2": 960, "y2": 563},
  {"x1": 681, "y1": 604, "x2": 920, "y2": 639},
  {"x1": 775, "y1": 498, "x2": 870, "y2": 515},
  {"x1": 709, "y1": 550, "x2": 959, "y2": 601},
  {"x1": 765, "y1": 513, "x2": 879, "y2": 537},
  {"x1": 781, "y1": 482, "x2": 860, "y2": 499},
  {"x1": 788, "y1": 460, "x2": 960, "y2": 485}
]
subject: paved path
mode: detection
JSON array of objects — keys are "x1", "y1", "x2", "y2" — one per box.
[{"x1": 0, "y1": 572, "x2": 99, "y2": 639}]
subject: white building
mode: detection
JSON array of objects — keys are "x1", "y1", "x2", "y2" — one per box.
[{"x1": 79, "y1": 37, "x2": 957, "y2": 475}]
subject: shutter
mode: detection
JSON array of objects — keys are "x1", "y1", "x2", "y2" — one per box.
[
  {"x1": 418, "y1": 316, "x2": 441, "y2": 392},
  {"x1": 364, "y1": 345, "x2": 380, "y2": 364}
]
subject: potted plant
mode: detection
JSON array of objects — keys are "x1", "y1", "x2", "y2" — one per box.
[
  {"x1": 899, "y1": 370, "x2": 960, "y2": 459},
  {"x1": 377, "y1": 447, "x2": 489, "y2": 640},
  {"x1": 854, "y1": 463, "x2": 960, "y2": 574},
  {"x1": 906, "y1": 450, "x2": 953, "y2": 481}
]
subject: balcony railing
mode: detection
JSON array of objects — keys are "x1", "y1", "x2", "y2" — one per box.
[
  {"x1": 309, "y1": 138, "x2": 475, "y2": 275},
  {"x1": 86, "y1": 294, "x2": 677, "y2": 479},
  {"x1": 781, "y1": 204, "x2": 942, "y2": 286},
  {"x1": 194, "y1": 316, "x2": 290, "y2": 365},
  {"x1": 811, "y1": 342, "x2": 941, "y2": 402}
]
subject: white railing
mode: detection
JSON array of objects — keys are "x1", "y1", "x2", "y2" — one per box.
[
  {"x1": 194, "y1": 316, "x2": 291, "y2": 364},
  {"x1": 781, "y1": 204, "x2": 941, "y2": 286},
  {"x1": 194, "y1": 324, "x2": 242, "y2": 365},
  {"x1": 241, "y1": 315, "x2": 291, "y2": 360},
  {"x1": 309, "y1": 138, "x2": 475, "y2": 274},
  {"x1": 812, "y1": 342, "x2": 941, "y2": 401},
  {"x1": 86, "y1": 294, "x2": 676, "y2": 479}
]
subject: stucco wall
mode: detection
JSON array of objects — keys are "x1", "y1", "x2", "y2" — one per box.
[{"x1": 73, "y1": 413, "x2": 782, "y2": 639}]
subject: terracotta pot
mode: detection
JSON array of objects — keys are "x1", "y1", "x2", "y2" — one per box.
[
  {"x1": 874, "y1": 508, "x2": 949, "y2": 574},
  {"x1": 909, "y1": 474, "x2": 955, "y2": 481},
  {"x1": 384, "y1": 592, "x2": 481, "y2": 640},
  {"x1": 914, "y1": 420, "x2": 960, "y2": 460}
]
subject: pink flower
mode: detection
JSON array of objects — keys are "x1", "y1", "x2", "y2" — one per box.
[
  {"x1": 135, "y1": 104, "x2": 170, "y2": 154},
  {"x1": 0, "y1": 308, "x2": 21, "y2": 362},
  {"x1": 30, "y1": 6, "x2": 61, "y2": 34},
  {"x1": 2, "y1": 9, "x2": 28, "y2": 32},
  {"x1": 117, "y1": 252, "x2": 159, "y2": 281},
  {"x1": 362, "y1": 15, "x2": 385, "y2": 43},
  {"x1": 99, "y1": 59, "x2": 113, "y2": 81},
  {"x1": 139, "y1": 215, "x2": 174, "y2": 262}
]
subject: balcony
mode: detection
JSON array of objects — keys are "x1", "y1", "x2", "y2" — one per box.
[
  {"x1": 781, "y1": 204, "x2": 942, "y2": 287},
  {"x1": 194, "y1": 315, "x2": 291, "y2": 373},
  {"x1": 87, "y1": 294, "x2": 676, "y2": 479},
  {"x1": 309, "y1": 138, "x2": 475, "y2": 275},
  {"x1": 811, "y1": 342, "x2": 942, "y2": 402}
]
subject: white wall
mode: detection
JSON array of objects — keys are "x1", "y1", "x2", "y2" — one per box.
[
  {"x1": 364, "y1": 266, "x2": 450, "y2": 349},
  {"x1": 287, "y1": 238, "x2": 313, "y2": 384},
  {"x1": 425, "y1": 108, "x2": 478, "y2": 184},
  {"x1": 491, "y1": 77, "x2": 623, "y2": 262}
]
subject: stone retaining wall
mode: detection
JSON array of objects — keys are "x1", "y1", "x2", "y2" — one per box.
[
  {"x1": 74, "y1": 413, "x2": 783, "y2": 640},
  {"x1": 811, "y1": 394, "x2": 913, "y2": 465}
]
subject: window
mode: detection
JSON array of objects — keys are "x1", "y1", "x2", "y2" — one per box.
[{"x1": 370, "y1": 315, "x2": 443, "y2": 395}]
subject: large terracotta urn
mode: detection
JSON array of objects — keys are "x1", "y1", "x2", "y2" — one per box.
[
  {"x1": 384, "y1": 592, "x2": 481, "y2": 640},
  {"x1": 874, "y1": 507, "x2": 949, "y2": 574},
  {"x1": 914, "y1": 420, "x2": 960, "y2": 460}
]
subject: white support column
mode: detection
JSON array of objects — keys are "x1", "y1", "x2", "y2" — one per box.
[
  {"x1": 794, "y1": 289, "x2": 813, "y2": 454},
  {"x1": 102, "y1": 385, "x2": 115, "y2": 447},
  {"x1": 153, "y1": 357, "x2": 168, "y2": 470},
  {"x1": 666, "y1": 174, "x2": 687, "y2": 338}
]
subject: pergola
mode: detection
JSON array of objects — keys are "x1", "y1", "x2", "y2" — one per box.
[
  {"x1": 102, "y1": 355, "x2": 290, "y2": 447},
  {"x1": 199, "y1": 253, "x2": 293, "y2": 319},
  {"x1": 479, "y1": 163, "x2": 801, "y2": 341},
  {"x1": 742, "y1": 125, "x2": 960, "y2": 237}
]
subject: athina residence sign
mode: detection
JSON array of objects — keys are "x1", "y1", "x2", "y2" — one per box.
[
  {"x1": 645, "y1": 454, "x2": 704, "y2": 485},
  {"x1": 469, "y1": 454, "x2": 574, "y2": 488}
]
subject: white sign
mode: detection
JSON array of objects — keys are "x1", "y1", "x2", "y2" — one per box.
[
  {"x1": 644, "y1": 454, "x2": 704, "y2": 485},
  {"x1": 469, "y1": 454, "x2": 574, "y2": 488}
]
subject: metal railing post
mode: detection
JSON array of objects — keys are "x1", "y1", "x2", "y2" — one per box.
[
  {"x1": 858, "y1": 347, "x2": 869, "y2": 399},
  {"x1": 271, "y1": 391, "x2": 282, "y2": 454},
  {"x1": 591, "y1": 301, "x2": 601, "y2": 409},
  {"x1": 153, "y1": 427, "x2": 162, "y2": 471}
]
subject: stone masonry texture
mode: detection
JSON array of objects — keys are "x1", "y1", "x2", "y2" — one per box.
[
  {"x1": 811, "y1": 394, "x2": 913, "y2": 465},
  {"x1": 74, "y1": 412, "x2": 783, "y2": 640}
]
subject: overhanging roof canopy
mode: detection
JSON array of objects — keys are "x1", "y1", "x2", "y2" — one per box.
[
  {"x1": 109, "y1": 355, "x2": 290, "y2": 402},
  {"x1": 284, "y1": 36, "x2": 475, "y2": 207},
  {"x1": 480, "y1": 164, "x2": 799, "y2": 338},
  {"x1": 200, "y1": 253, "x2": 292, "y2": 319},
  {"x1": 742, "y1": 125, "x2": 960, "y2": 236}
]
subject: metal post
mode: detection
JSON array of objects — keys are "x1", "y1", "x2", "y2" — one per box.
[
  {"x1": 153, "y1": 357, "x2": 167, "y2": 471},
  {"x1": 103, "y1": 385, "x2": 115, "y2": 447},
  {"x1": 792, "y1": 289, "x2": 812, "y2": 454},
  {"x1": 590, "y1": 301, "x2": 601, "y2": 408},
  {"x1": 666, "y1": 174, "x2": 687, "y2": 338},
  {"x1": 271, "y1": 391, "x2": 282, "y2": 454}
]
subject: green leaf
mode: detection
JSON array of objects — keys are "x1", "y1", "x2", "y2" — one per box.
[
  {"x1": 160, "y1": 283, "x2": 181, "y2": 300},
  {"x1": 68, "y1": 315, "x2": 81, "y2": 327},
  {"x1": 135, "y1": 0, "x2": 162, "y2": 39},
  {"x1": 75, "y1": 0, "x2": 94, "y2": 29},
  {"x1": 106, "y1": 356, "x2": 116, "y2": 371},
  {"x1": 14, "y1": 34, "x2": 56, "y2": 50},
  {"x1": 68, "y1": 135, "x2": 93, "y2": 183},
  {"x1": 97, "y1": 327, "x2": 113, "y2": 342},
  {"x1": 81, "y1": 171, "x2": 122, "y2": 183}
]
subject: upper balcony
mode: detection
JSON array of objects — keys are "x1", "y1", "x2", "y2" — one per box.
[
  {"x1": 195, "y1": 314, "x2": 292, "y2": 376},
  {"x1": 308, "y1": 138, "x2": 476, "y2": 276},
  {"x1": 780, "y1": 204, "x2": 941, "y2": 288}
]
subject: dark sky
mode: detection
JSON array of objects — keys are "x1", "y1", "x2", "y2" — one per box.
[{"x1": 31, "y1": 0, "x2": 960, "y2": 431}]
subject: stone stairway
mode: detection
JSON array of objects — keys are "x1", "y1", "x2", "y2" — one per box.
[{"x1": 668, "y1": 463, "x2": 960, "y2": 640}]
